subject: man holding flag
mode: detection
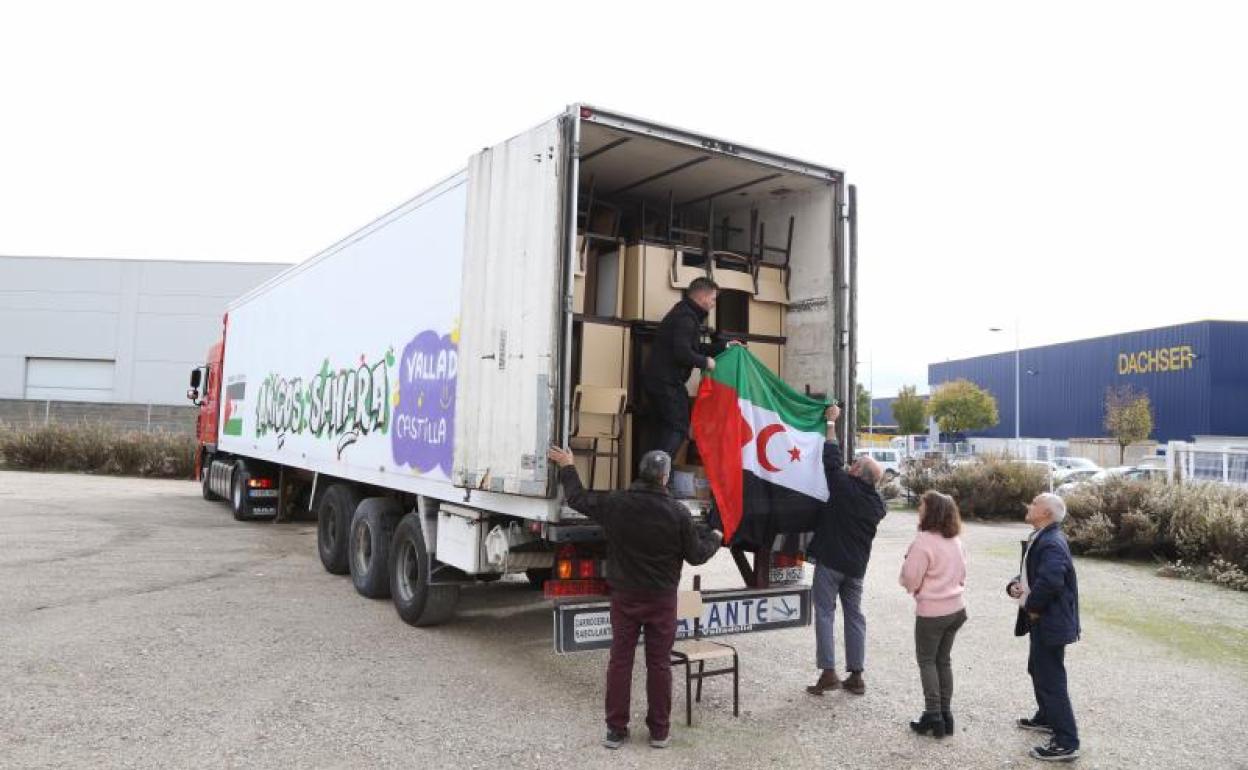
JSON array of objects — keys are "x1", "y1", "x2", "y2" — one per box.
[{"x1": 805, "y1": 403, "x2": 886, "y2": 696}]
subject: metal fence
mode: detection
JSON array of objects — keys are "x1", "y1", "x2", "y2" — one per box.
[
  {"x1": 1167, "y1": 441, "x2": 1248, "y2": 487},
  {"x1": 0, "y1": 398, "x2": 197, "y2": 435}
]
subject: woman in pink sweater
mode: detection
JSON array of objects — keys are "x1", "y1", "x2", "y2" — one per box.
[{"x1": 899, "y1": 491, "x2": 968, "y2": 739}]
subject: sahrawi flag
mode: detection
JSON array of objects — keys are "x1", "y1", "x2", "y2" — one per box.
[{"x1": 692, "y1": 346, "x2": 830, "y2": 545}]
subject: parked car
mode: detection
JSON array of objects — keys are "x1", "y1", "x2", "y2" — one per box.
[
  {"x1": 1053, "y1": 456, "x2": 1101, "y2": 482},
  {"x1": 1056, "y1": 469, "x2": 1099, "y2": 488},
  {"x1": 1056, "y1": 464, "x2": 1165, "y2": 495},
  {"x1": 856, "y1": 447, "x2": 902, "y2": 480}
]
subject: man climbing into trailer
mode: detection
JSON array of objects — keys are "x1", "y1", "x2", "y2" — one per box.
[
  {"x1": 643, "y1": 277, "x2": 738, "y2": 461},
  {"x1": 547, "y1": 445, "x2": 723, "y2": 750}
]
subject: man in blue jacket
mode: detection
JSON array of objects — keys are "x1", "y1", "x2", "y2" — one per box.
[{"x1": 1007, "y1": 492, "x2": 1082, "y2": 762}]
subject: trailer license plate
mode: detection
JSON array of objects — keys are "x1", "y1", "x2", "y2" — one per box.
[
  {"x1": 769, "y1": 566, "x2": 804, "y2": 584},
  {"x1": 554, "y1": 586, "x2": 811, "y2": 653}
]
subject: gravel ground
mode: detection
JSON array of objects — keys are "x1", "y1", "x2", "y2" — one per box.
[{"x1": 0, "y1": 469, "x2": 1245, "y2": 769}]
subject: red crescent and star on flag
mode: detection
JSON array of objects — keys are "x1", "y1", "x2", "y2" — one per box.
[{"x1": 755, "y1": 423, "x2": 802, "y2": 472}]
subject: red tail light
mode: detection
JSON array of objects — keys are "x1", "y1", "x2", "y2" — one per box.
[
  {"x1": 772, "y1": 553, "x2": 806, "y2": 569},
  {"x1": 577, "y1": 559, "x2": 596, "y2": 579},
  {"x1": 544, "y1": 578, "x2": 608, "y2": 599},
  {"x1": 247, "y1": 477, "x2": 274, "y2": 489}
]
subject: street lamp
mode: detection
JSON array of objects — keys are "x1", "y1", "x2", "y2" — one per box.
[
  {"x1": 856, "y1": 355, "x2": 875, "y2": 437},
  {"x1": 989, "y1": 322, "x2": 1020, "y2": 447}
]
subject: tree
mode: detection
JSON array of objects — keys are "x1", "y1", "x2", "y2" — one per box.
[
  {"x1": 893, "y1": 385, "x2": 928, "y2": 435},
  {"x1": 1104, "y1": 385, "x2": 1153, "y2": 465},
  {"x1": 926, "y1": 379, "x2": 999, "y2": 436},
  {"x1": 855, "y1": 382, "x2": 873, "y2": 433}
]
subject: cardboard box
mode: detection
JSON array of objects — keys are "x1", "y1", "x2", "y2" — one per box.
[
  {"x1": 594, "y1": 246, "x2": 623, "y2": 317},
  {"x1": 579, "y1": 321, "x2": 630, "y2": 388},
  {"x1": 712, "y1": 259, "x2": 756, "y2": 294},
  {"x1": 673, "y1": 464, "x2": 710, "y2": 501},
  {"x1": 670, "y1": 469, "x2": 696, "y2": 498},
  {"x1": 755, "y1": 263, "x2": 788, "y2": 304},
  {"x1": 572, "y1": 320, "x2": 630, "y2": 490},
  {"x1": 573, "y1": 447, "x2": 617, "y2": 490},
  {"x1": 621, "y1": 414, "x2": 634, "y2": 487},
  {"x1": 750, "y1": 263, "x2": 787, "y2": 336},
  {"x1": 622, "y1": 243, "x2": 715, "y2": 324},
  {"x1": 749, "y1": 300, "x2": 785, "y2": 337},
  {"x1": 574, "y1": 237, "x2": 624, "y2": 318},
  {"x1": 748, "y1": 341, "x2": 783, "y2": 377}
]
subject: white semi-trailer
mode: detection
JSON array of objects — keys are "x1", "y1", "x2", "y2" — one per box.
[{"x1": 187, "y1": 105, "x2": 859, "y2": 638}]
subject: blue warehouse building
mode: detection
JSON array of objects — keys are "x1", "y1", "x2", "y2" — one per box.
[{"x1": 926, "y1": 320, "x2": 1248, "y2": 443}]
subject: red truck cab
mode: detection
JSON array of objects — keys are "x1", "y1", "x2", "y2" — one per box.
[{"x1": 187, "y1": 329, "x2": 226, "y2": 479}]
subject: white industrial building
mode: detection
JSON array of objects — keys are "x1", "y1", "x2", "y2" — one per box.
[{"x1": 0, "y1": 256, "x2": 289, "y2": 406}]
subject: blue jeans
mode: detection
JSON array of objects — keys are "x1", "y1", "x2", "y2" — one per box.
[
  {"x1": 1028, "y1": 633, "x2": 1080, "y2": 750},
  {"x1": 813, "y1": 563, "x2": 865, "y2": 672}
]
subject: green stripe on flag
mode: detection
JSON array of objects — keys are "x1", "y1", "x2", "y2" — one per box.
[{"x1": 707, "y1": 346, "x2": 829, "y2": 431}]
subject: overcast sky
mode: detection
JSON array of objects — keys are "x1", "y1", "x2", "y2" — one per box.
[{"x1": 2, "y1": 1, "x2": 1244, "y2": 398}]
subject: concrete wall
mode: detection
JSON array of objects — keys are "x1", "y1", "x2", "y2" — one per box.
[
  {"x1": 0, "y1": 398, "x2": 198, "y2": 434},
  {"x1": 0, "y1": 256, "x2": 288, "y2": 405},
  {"x1": 1067, "y1": 438, "x2": 1158, "y2": 467}
]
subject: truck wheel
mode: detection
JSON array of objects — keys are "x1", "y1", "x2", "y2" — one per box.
[
  {"x1": 349, "y1": 497, "x2": 402, "y2": 598},
  {"x1": 230, "y1": 461, "x2": 253, "y2": 521},
  {"x1": 201, "y1": 457, "x2": 220, "y2": 501},
  {"x1": 390, "y1": 512, "x2": 460, "y2": 626},
  {"x1": 317, "y1": 484, "x2": 360, "y2": 575},
  {"x1": 525, "y1": 568, "x2": 552, "y2": 590}
]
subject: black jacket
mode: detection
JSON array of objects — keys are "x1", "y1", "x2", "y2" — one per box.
[
  {"x1": 1009, "y1": 524, "x2": 1081, "y2": 645},
  {"x1": 808, "y1": 441, "x2": 886, "y2": 579},
  {"x1": 644, "y1": 297, "x2": 726, "y2": 388},
  {"x1": 558, "y1": 465, "x2": 721, "y2": 592}
]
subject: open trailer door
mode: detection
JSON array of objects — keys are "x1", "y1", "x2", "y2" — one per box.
[{"x1": 453, "y1": 115, "x2": 569, "y2": 497}]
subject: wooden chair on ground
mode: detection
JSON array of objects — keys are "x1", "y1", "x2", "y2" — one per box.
[
  {"x1": 570, "y1": 385, "x2": 628, "y2": 489},
  {"x1": 670, "y1": 585, "x2": 739, "y2": 726}
]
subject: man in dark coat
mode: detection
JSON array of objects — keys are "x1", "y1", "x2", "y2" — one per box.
[
  {"x1": 547, "y1": 445, "x2": 722, "y2": 750},
  {"x1": 642, "y1": 276, "x2": 732, "y2": 458},
  {"x1": 805, "y1": 404, "x2": 887, "y2": 697},
  {"x1": 1007, "y1": 492, "x2": 1082, "y2": 762}
]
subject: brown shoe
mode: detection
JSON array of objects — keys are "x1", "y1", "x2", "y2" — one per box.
[
  {"x1": 844, "y1": 671, "x2": 865, "y2": 695},
  {"x1": 805, "y1": 669, "x2": 841, "y2": 695}
]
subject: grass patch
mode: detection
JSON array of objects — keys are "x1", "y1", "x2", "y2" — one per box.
[
  {"x1": 982, "y1": 543, "x2": 1026, "y2": 560},
  {"x1": 1082, "y1": 596, "x2": 1248, "y2": 670}
]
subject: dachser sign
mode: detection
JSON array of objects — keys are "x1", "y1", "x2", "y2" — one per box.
[{"x1": 1118, "y1": 345, "x2": 1195, "y2": 375}]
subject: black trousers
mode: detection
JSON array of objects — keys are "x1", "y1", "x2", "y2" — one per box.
[
  {"x1": 1028, "y1": 633, "x2": 1079, "y2": 750},
  {"x1": 644, "y1": 381, "x2": 691, "y2": 459}
]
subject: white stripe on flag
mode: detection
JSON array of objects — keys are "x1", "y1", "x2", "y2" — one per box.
[{"x1": 738, "y1": 399, "x2": 829, "y2": 502}]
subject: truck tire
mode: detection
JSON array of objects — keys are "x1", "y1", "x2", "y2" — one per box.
[
  {"x1": 201, "y1": 456, "x2": 220, "y2": 501},
  {"x1": 349, "y1": 497, "x2": 402, "y2": 598},
  {"x1": 390, "y1": 512, "x2": 460, "y2": 627},
  {"x1": 317, "y1": 483, "x2": 360, "y2": 575},
  {"x1": 229, "y1": 461, "x2": 253, "y2": 521}
]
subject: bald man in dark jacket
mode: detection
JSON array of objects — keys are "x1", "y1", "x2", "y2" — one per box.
[{"x1": 548, "y1": 445, "x2": 722, "y2": 750}]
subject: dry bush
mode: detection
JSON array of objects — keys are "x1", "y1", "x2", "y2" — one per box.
[
  {"x1": 1066, "y1": 476, "x2": 1248, "y2": 589},
  {"x1": 901, "y1": 454, "x2": 1049, "y2": 519},
  {"x1": 0, "y1": 422, "x2": 195, "y2": 479}
]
